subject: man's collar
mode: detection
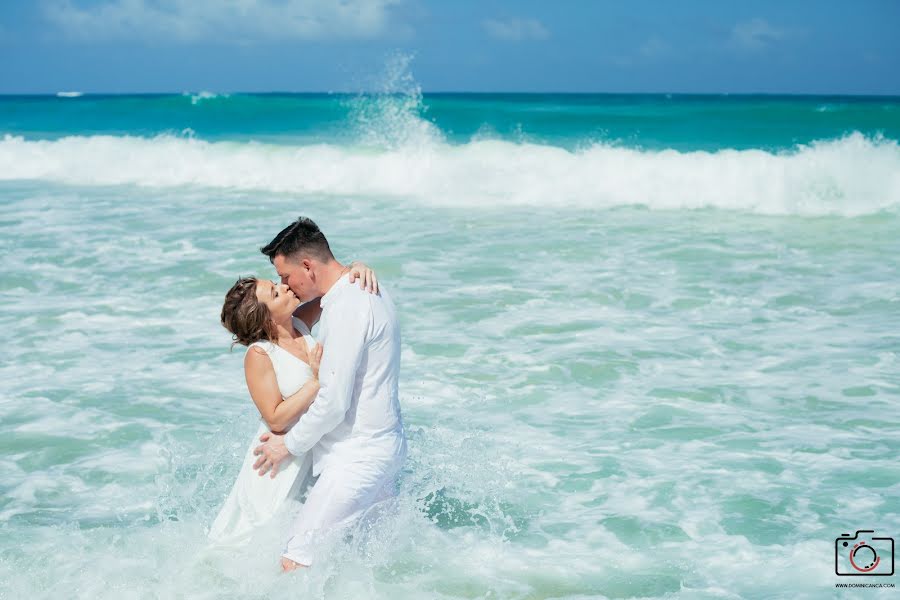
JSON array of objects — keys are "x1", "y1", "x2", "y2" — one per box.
[{"x1": 319, "y1": 271, "x2": 350, "y2": 308}]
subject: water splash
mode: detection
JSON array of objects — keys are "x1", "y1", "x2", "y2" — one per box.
[{"x1": 346, "y1": 52, "x2": 443, "y2": 149}]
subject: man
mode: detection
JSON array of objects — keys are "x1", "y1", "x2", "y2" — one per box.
[{"x1": 252, "y1": 216, "x2": 407, "y2": 571}]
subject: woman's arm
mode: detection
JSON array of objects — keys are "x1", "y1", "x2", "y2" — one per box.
[
  {"x1": 244, "y1": 346, "x2": 321, "y2": 434},
  {"x1": 348, "y1": 261, "x2": 379, "y2": 294},
  {"x1": 291, "y1": 261, "x2": 379, "y2": 330}
]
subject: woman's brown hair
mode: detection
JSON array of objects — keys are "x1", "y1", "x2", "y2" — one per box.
[{"x1": 221, "y1": 277, "x2": 279, "y2": 347}]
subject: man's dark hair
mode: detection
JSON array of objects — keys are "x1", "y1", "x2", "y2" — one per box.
[{"x1": 260, "y1": 216, "x2": 334, "y2": 263}]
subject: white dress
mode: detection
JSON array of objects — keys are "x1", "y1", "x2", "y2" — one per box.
[{"x1": 207, "y1": 318, "x2": 317, "y2": 545}]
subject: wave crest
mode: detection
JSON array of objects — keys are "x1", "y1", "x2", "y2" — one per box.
[{"x1": 1, "y1": 132, "x2": 898, "y2": 216}]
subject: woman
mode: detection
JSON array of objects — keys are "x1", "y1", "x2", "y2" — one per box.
[{"x1": 208, "y1": 262, "x2": 379, "y2": 544}]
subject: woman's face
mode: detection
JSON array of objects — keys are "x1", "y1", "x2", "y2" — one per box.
[{"x1": 254, "y1": 279, "x2": 298, "y2": 320}]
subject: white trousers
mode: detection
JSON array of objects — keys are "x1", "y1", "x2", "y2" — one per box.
[{"x1": 281, "y1": 435, "x2": 407, "y2": 566}]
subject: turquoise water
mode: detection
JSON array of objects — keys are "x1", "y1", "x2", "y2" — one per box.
[
  {"x1": 3, "y1": 92, "x2": 900, "y2": 150},
  {"x1": 1, "y1": 87, "x2": 899, "y2": 599}
]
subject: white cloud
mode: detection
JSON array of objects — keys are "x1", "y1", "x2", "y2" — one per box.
[
  {"x1": 43, "y1": 0, "x2": 404, "y2": 42},
  {"x1": 607, "y1": 36, "x2": 670, "y2": 68},
  {"x1": 638, "y1": 36, "x2": 668, "y2": 59},
  {"x1": 729, "y1": 18, "x2": 788, "y2": 51},
  {"x1": 482, "y1": 17, "x2": 549, "y2": 42}
]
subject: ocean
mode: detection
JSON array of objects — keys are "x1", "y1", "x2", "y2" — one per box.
[{"x1": 1, "y1": 85, "x2": 899, "y2": 599}]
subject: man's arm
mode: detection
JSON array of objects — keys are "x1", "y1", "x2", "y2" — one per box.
[{"x1": 283, "y1": 302, "x2": 370, "y2": 456}]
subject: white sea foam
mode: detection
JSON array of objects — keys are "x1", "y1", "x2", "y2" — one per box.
[
  {"x1": 1, "y1": 131, "x2": 898, "y2": 216},
  {"x1": 2, "y1": 173, "x2": 899, "y2": 597},
  {"x1": 184, "y1": 91, "x2": 230, "y2": 105}
]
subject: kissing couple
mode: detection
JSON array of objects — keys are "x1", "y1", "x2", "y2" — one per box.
[{"x1": 208, "y1": 216, "x2": 407, "y2": 572}]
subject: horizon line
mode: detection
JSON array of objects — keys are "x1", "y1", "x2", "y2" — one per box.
[{"x1": 2, "y1": 90, "x2": 900, "y2": 98}]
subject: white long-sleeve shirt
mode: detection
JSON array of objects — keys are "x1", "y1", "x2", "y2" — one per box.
[{"x1": 284, "y1": 273, "x2": 405, "y2": 476}]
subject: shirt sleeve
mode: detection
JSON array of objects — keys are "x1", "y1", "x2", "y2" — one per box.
[{"x1": 283, "y1": 297, "x2": 370, "y2": 455}]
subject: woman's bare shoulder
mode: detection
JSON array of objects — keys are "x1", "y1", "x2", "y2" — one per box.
[{"x1": 244, "y1": 344, "x2": 272, "y2": 367}]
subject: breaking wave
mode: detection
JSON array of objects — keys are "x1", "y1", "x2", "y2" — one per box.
[{"x1": 1, "y1": 131, "x2": 898, "y2": 216}]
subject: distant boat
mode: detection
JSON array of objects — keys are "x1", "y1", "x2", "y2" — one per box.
[{"x1": 56, "y1": 91, "x2": 83, "y2": 98}]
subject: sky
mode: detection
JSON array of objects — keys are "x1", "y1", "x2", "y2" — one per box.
[{"x1": 0, "y1": 0, "x2": 898, "y2": 94}]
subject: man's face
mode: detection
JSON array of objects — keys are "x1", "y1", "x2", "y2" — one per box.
[{"x1": 273, "y1": 254, "x2": 315, "y2": 302}]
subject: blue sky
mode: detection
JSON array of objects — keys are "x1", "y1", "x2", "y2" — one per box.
[{"x1": 1, "y1": 0, "x2": 898, "y2": 94}]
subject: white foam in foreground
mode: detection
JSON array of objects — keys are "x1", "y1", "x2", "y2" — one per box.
[{"x1": 1, "y1": 131, "x2": 898, "y2": 216}]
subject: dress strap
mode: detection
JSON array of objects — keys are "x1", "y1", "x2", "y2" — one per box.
[
  {"x1": 302, "y1": 333, "x2": 317, "y2": 350},
  {"x1": 292, "y1": 317, "x2": 313, "y2": 337},
  {"x1": 248, "y1": 340, "x2": 276, "y2": 355},
  {"x1": 291, "y1": 317, "x2": 317, "y2": 350}
]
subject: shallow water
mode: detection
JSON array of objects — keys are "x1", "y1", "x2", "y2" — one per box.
[{"x1": 1, "y1": 87, "x2": 899, "y2": 599}]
